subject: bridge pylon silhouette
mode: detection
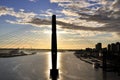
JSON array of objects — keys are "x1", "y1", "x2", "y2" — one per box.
[{"x1": 50, "y1": 15, "x2": 59, "y2": 80}]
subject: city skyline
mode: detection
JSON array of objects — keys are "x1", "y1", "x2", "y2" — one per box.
[{"x1": 0, "y1": 0, "x2": 120, "y2": 49}]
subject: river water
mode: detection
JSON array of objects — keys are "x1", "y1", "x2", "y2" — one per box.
[{"x1": 0, "y1": 51, "x2": 120, "y2": 80}]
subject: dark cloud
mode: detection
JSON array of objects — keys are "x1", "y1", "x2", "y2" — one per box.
[
  {"x1": 27, "y1": 17, "x2": 120, "y2": 35},
  {"x1": 0, "y1": 6, "x2": 7, "y2": 11},
  {"x1": 61, "y1": 22, "x2": 120, "y2": 33},
  {"x1": 117, "y1": 32, "x2": 120, "y2": 37},
  {"x1": 28, "y1": 18, "x2": 51, "y2": 25}
]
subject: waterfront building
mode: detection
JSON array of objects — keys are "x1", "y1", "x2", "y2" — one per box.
[
  {"x1": 111, "y1": 43, "x2": 116, "y2": 52},
  {"x1": 95, "y1": 43, "x2": 102, "y2": 52},
  {"x1": 107, "y1": 42, "x2": 120, "y2": 55},
  {"x1": 116, "y1": 42, "x2": 120, "y2": 52},
  {"x1": 107, "y1": 44, "x2": 111, "y2": 52}
]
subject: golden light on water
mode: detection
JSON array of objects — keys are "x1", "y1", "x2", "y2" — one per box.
[
  {"x1": 57, "y1": 52, "x2": 61, "y2": 69},
  {"x1": 46, "y1": 51, "x2": 62, "y2": 79},
  {"x1": 47, "y1": 51, "x2": 61, "y2": 69}
]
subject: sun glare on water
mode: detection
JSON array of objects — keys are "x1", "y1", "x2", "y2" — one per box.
[{"x1": 47, "y1": 51, "x2": 61, "y2": 69}]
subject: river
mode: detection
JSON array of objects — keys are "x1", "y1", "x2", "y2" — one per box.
[{"x1": 0, "y1": 51, "x2": 120, "y2": 80}]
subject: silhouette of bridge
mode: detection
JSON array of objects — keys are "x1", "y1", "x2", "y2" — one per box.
[{"x1": 50, "y1": 15, "x2": 59, "y2": 80}]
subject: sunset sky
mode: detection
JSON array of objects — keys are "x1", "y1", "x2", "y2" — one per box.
[{"x1": 0, "y1": 0, "x2": 120, "y2": 49}]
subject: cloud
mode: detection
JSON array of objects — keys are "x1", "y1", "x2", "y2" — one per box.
[
  {"x1": 1, "y1": 3, "x2": 120, "y2": 38},
  {"x1": 78, "y1": 0, "x2": 120, "y2": 21},
  {"x1": 39, "y1": 9, "x2": 62, "y2": 18},
  {"x1": 50, "y1": 0, "x2": 72, "y2": 3},
  {"x1": 3, "y1": 8, "x2": 119, "y2": 37},
  {"x1": 0, "y1": 6, "x2": 10, "y2": 16},
  {"x1": 0, "y1": 7, "x2": 61, "y2": 27},
  {"x1": 0, "y1": 6, "x2": 51, "y2": 27},
  {"x1": 49, "y1": 0, "x2": 120, "y2": 37},
  {"x1": 59, "y1": 22, "x2": 119, "y2": 33},
  {"x1": 62, "y1": 9, "x2": 79, "y2": 16},
  {"x1": 29, "y1": 0, "x2": 37, "y2": 2},
  {"x1": 27, "y1": 18, "x2": 51, "y2": 27},
  {"x1": 117, "y1": 32, "x2": 120, "y2": 37},
  {"x1": 6, "y1": 18, "x2": 51, "y2": 27},
  {"x1": 0, "y1": 6, "x2": 36, "y2": 22},
  {"x1": 26, "y1": 17, "x2": 120, "y2": 36}
]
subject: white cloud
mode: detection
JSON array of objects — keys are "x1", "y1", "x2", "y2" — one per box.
[
  {"x1": 19, "y1": 9, "x2": 24, "y2": 12},
  {"x1": 50, "y1": 0, "x2": 72, "y2": 3},
  {"x1": 62, "y1": 9, "x2": 79, "y2": 16},
  {"x1": 29, "y1": 0, "x2": 37, "y2": 2},
  {"x1": 39, "y1": 9, "x2": 62, "y2": 18},
  {"x1": 0, "y1": 7, "x2": 10, "y2": 16},
  {"x1": 0, "y1": 6, "x2": 40, "y2": 27},
  {"x1": 0, "y1": 6, "x2": 36, "y2": 22}
]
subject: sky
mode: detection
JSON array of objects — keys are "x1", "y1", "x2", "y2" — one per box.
[{"x1": 0, "y1": 0, "x2": 120, "y2": 49}]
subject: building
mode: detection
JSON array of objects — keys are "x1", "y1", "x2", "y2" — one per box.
[
  {"x1": 111, "y1": 43, "x2": 116, "y2": 52},
  {"x1": 107, "y1": 42, "x2": 120, "y2": 54},
  {"x1": 95, "y1": 43, "x2": 102, "y2": 52},
  {"x1": 116, "y1": 42, "x2": 120, "y2": 52},
  {"x1": 107, "y1": 44, "x2": 111, "y2": 51}
]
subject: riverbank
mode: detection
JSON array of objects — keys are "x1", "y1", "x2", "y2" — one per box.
[
  {"x1": 0, "y1": 49, "x2": 36, "y2": 58},
  {"x1": 74, "y1": 52, "x2": 120, "y2": 75}
]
